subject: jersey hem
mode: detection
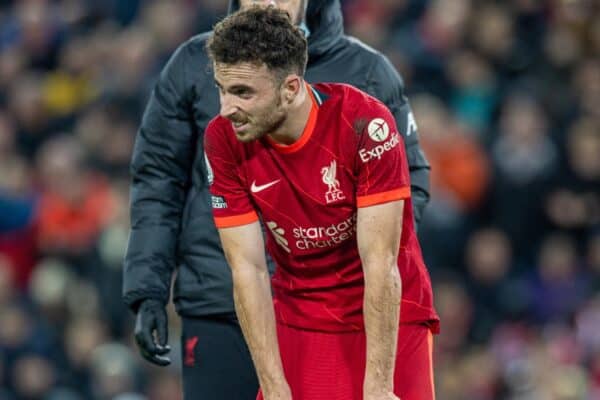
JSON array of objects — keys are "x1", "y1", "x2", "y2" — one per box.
[
  {"x1": 357, "y1": 187, "x2": 411, "y2": 207},
  {"x1": 214, "y1": 211, "x2": 259, "y2": 228}
]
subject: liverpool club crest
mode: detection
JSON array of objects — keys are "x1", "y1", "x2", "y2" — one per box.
[{"x1": 321, "y1": 160, "x2": 346, "y2": 204}]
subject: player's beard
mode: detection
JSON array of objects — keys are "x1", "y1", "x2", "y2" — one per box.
[{"x1": 233, "y1": 94, "x2": 286, "y2": 143}]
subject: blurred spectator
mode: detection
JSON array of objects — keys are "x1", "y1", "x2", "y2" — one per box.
[
  {"x1": 28, "y1": 258, "x2": 73, "y2": 327},
  {"x1": 193, "y1": 0, "x2": 228, "y2": 33},
  {"x1": 11, "y1": 354, "x2": 57, "y2": 400},
  {"x1": 106, "y1": 26, "x2": 156, "y2": 106},
  {"x1": 74, "y1": 104, "x2": 134, "y2": 176},
  {"x1": 434, "y1": 279, "x2": 472, "y2": 360},
  {"x1": 573, "y1": 58, "x2": 600, "y2": 120},
  {"x1": 588, "y1": 232, "x2": 600, "y2": 291},
  {"x1": 416, "y1": 94, "x2": 491, "y2": 212},
  {"x1": 63, "y1": 317, "x2": 108, "y2": 382},
  {"x1": 0, "y1": 109, "x2": 38, "y2": 289},
  {"x1": 45, "y1": 387, "x2": 84, "y2": 400},
  {"x1": 7, "y1": 72, "x2": 59, "y2": 157},
  {"x1": 41, "y1": 35, "x2": 97, "y2": 118},
  {"x1": 544, "y1": 116, "x2": 600, "y2": 237},
  {"x1": 526, "y1": 233, "x2": 589, "y2": 324},
  {"x1": 89, "y1": 343, "x2": 140, "y2": 400},
  {"x1": 469, "y1": 3, "x2": 516, "y2": 76},
  {"x1": 140, "y1": 0, "x2": 194, "y2": 58},
  {"x1": 8, "y1": 1, "x2": 65, "y2": 70},
  {"x1": 489, "y1": 93, "x2": 558, "y2": 258},
  {"x1": 344, "y1": 0, "x2": 411, "y2": 48},
  {"x1": 35, "y1": 135, "x2": 116, "y2": 256},
  {"x1": 0, "y1": 256, "x2": 16, "y2": 306},
  {"x1": 414, "y1": 94, "x2": 490, "y2": 269},
  {"x1": 0, "y1": 303, "x2": 34, "y2": 356},
  {"x1": 464, "y1": 228, "x2": 527, "y2": 343},
  {"x1": 577, "y1": 294, "x2": 600, "y2": 398},
  {"x1": 114, "y1": 394, "x2": 147, "y2": 400},
  {"x1": 446, "y1": 50, "x2": 498, "y2": 132},
  {"x1": 145, "y1": 371, "x2": 183, "y2": 400},
  {"x1": 0, "y1": 46, "x2": 27, "y2": 99}
]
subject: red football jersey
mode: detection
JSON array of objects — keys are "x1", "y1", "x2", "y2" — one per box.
[{"x1": 205, "y1": 83, "x2": 439, "y2": 333}]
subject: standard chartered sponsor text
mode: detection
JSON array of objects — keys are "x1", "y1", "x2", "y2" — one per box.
[{"x1": 292, "y1": 214, "x2": 356, "y2": 250}]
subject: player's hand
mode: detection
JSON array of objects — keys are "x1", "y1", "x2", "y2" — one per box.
[{"x1": 134, "y1": 298, "x2": 171, "y2": 366}]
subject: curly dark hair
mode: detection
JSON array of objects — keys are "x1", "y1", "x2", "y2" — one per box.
[{"x1": 207, "y1": 6, "x2": 308, "y2": 81}]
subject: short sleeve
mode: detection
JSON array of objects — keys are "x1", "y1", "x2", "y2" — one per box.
[
  {"x1": 204, "y1": 118, "x2": 259, "y2": 228},
  {"x1": 355, "y1": 100, "x2": 411, "y2": 208}
]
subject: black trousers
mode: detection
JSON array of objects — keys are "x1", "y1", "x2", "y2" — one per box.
[{"x1": 181, "y1": 315, "x2": 259, "y2": 400}]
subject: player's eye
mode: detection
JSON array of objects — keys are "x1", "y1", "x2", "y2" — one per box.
[{"x1": 232, "y1": 88, "x2": 253, "y2": 99}]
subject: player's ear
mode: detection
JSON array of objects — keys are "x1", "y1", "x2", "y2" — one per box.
[{"x1": 282, "y1": 74, "x2": 301, "y2": 104}]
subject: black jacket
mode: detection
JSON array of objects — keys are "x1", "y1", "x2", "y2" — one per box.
[{"x1": 123, "y1": 0, "x2": 430, "y2": 316}]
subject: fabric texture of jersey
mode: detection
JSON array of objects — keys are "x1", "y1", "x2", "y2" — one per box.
[{"x1": 205, "y1": 83, "x2": 438, "y2": 333}]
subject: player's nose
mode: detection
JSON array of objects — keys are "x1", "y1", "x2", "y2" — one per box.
[{"x1": 219, "y1": 94, "x2": 238, "y2": 119}]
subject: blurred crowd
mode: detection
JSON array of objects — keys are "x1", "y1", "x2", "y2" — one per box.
[{"x1": 0, "y1": 0, "x2": 598, "y2": 399}]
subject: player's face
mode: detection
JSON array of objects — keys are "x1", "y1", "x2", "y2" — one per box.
[
  {"x1": 215, "y1": 62, "x2": 287, "y2": 143},
  {"x1": 239, "y1": 0, "x2": 306, "y2": 25}
]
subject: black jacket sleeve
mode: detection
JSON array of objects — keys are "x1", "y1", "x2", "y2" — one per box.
[
  {"x1": 123, "y1": 43, "x2": 196, "y2": 311},
  {"x1": 366, "y1": 55, "x2": 431, "y2": 226}
]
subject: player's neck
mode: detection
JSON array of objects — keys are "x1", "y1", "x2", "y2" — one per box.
[{"x1": 268, "y1": 83, "x2": 312, "y2": 145}]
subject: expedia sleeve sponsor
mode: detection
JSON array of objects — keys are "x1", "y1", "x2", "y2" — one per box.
[
  {"x1": 355, "y1": 110, "x2": 410, "y2": 200},
  {"x1": 358, "y1": 132, "x2": 401, "y2": 163},
  {"x1": 211, "y1": 195, "x2": 227, "y2": 209}
]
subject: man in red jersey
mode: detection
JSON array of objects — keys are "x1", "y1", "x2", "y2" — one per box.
[{"x1": 204, "y1": 7, "x2": 439, "y2": 400}]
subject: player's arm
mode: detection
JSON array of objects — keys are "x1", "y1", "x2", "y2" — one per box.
[
  {"x1": 217, "y1": 222, "x2": 291, "y2": 400},
  {"x1": 206, "y1": 117, "x2": 289, "y2": 399},
  {"x1": 357, "y1": 200, "x2": 403, "y2": 398}
]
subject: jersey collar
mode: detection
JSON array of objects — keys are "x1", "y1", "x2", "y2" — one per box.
[{"x1": 267, "y1": 83, "x2": 319, "y2": 154}]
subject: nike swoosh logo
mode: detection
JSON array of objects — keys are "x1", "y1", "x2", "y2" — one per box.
[{"x1": 251, "y1": 179, "x2": 280, "y2": 193}]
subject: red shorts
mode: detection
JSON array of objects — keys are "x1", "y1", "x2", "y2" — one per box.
[{"x1": 257, "y1": 323, "x2": 435, "y2": 400}]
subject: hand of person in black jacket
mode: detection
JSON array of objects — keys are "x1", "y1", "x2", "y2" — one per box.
[{"x1": 134, "y1": 299, "x2": 171, "y2": 366}]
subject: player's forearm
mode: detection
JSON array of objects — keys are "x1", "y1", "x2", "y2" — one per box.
[
  {"x1": 231, "y1": 265, "x2": 288, "y2": 395},
  {"x1": 362, "y1": 259, "x2": 402, "y2": 391}
]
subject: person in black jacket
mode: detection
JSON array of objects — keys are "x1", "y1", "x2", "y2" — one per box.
[{"x1": 123, "y1": 1, "x2": 430, "y2": 399}]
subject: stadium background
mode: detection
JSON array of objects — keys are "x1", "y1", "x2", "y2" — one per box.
[{"x1": 0, "y1": 0, "x2": 598, "y2": 399}]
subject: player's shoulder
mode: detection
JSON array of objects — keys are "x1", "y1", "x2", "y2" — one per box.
[
  {"x1": 312, "y1": 83, "x2": 395, "y2": 147},
  {"x1": 314, "y1": 82, "x2": 391, "y2": 117}
]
